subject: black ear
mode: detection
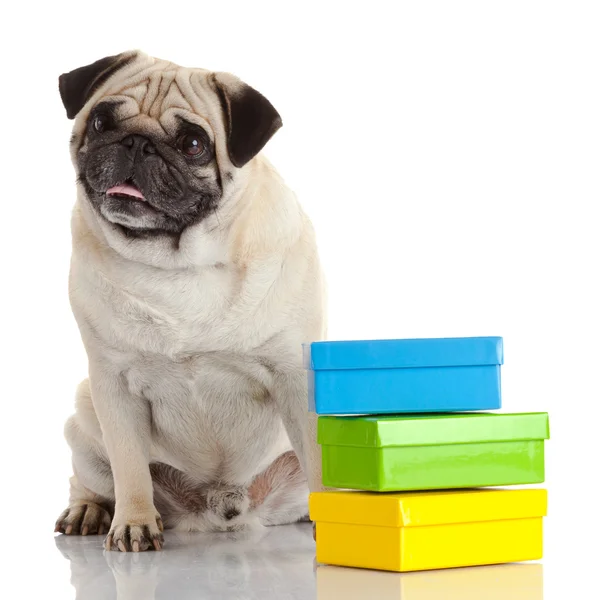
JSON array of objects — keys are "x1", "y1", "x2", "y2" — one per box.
[
  {"x1": 212, "y1": 73, "x2": 282, "y2": 168},
  {"x1": 59, "y1": 51, "x2": 138, "y2": 119}
]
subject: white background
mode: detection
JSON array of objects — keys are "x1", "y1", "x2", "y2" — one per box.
[{"x1": 1, "y1": 1, "x2": 598, "y2": 597}]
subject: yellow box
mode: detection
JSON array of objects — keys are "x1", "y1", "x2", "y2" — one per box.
[{"x1": 309, "y1": 489, "x2": 547, "y2": 572}]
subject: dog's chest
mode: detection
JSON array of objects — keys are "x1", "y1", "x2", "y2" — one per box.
[
  {"x1": 72, "y1": 256, "x2": 244, "y2": 356},
  {"x1": 70, "y1": 247, "x2": 294, "y2": 481},
  {"x1": 125, "y1": 351, "x2": 288, "y2": 482}
]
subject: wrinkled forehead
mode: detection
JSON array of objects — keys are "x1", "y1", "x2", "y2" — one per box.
[{"x1": 73, "y1": 59, "x2": 225, "y2": 143}]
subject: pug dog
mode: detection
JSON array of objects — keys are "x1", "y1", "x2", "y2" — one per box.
[{"x1": 54, "y1": 51, "x2": 326, "y2": 552}]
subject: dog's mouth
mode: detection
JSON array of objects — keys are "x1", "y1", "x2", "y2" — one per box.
[
  {"x1": 99, "y1": 180, "x2": 167, "y2": 231},
  {"x1": 106, "y1": 181, "x2": 146, "y2": 202}
]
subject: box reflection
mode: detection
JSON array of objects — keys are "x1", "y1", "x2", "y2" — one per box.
[{"x1": 317, "y1": 563, "x2": 543, "y2": 600}]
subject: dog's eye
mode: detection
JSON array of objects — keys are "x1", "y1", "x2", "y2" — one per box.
[
  {"x1": 180, "y1": 134, "x2": 205, "y2": 157},
  {"x1": 93, "y1": 115, "x2": 110, "y2": 133}
]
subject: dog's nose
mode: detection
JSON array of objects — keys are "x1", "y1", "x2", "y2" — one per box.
[{"x1": 121, "y1": 134, "x2": 156, "y2": 156}]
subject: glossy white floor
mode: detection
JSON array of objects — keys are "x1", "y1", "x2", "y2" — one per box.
[{"x1": 50, "y1": 523, "x2": 544, "y2": 600}]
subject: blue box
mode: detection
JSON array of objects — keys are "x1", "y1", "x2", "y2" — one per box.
[{"x1": 303, "y1": 337, "x2": 503, "y2": 415}]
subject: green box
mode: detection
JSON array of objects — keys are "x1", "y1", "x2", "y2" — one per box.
[{"x1": 318, "y1": 413, "x2": 549, "y2": 491}]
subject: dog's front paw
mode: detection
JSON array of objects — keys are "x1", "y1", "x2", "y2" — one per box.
[
  {"x1": 206, "y1": 486, "x2": 250, "y2": 523},
  {"x1": 105, "y1": 510, "x2": 164, "y2": 552}
]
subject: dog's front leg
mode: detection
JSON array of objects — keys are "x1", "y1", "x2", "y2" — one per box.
[
  {"x1": 271, "y1": 368, "x2": 324, "y2": 494},
  {"x1": 89, "y1": 362, "x2": 163, "y2": 552}
]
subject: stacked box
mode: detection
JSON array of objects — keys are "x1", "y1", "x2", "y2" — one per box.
[{"x1": 305, "y1": 336, "x2": 550, "y2": 573}]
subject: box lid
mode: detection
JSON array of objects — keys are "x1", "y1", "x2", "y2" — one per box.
[
  {"x1": 309, "y1": 489, "x2": 547, "y2": 528},
  {"x1": 318, "y1": 412, "x2": 550, "y2": 447},
  {"x1": 303, "y1": 336, "x2": 503, "y2": 371}
]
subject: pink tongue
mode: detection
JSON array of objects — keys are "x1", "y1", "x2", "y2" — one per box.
[{"x1": 106, "y1": 183, "x2": 145, "y2": 200}]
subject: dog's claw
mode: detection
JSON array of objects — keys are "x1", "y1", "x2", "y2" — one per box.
[{"x1": 105, "y1": 514, "x2": 164, "y2": 552}]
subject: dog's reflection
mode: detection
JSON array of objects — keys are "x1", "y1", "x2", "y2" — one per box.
[{"x1": 55, "y1": 523, "x2": 316, "y2": 599}]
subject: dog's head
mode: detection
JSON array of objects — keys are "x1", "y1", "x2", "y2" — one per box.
[{"x1": 59, "y1": 51, "x2": 281, "y2": 237}]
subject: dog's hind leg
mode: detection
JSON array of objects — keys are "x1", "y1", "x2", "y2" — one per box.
[
  {"x1": 55, "y1": 475, "x2": 113, "y2": 537},
  {"x1": 55, "y1": 379, "x2": 114, "y2": 536},
  {"x1": 249, "y1": 450, "x2": 309, "y2": 527}
]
